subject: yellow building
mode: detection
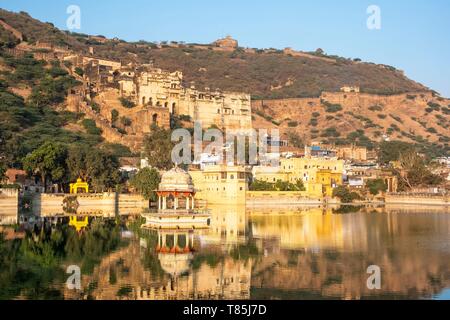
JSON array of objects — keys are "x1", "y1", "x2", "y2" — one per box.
[
  {"x1": 189, "y1": 165, "x2": 249, "y2": 205},
  {"x1": 252, "y1": 157, "x2": 344, "y2": 197}
]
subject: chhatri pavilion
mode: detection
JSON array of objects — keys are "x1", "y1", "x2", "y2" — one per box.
[{"x1": 141, "y1": 167, "x2": 211, "y2": 230}]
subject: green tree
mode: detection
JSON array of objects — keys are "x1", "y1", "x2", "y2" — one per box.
[
  {"x1": 143, "y1": 125, "x2": 174, "y2": 170},
  {"x1": 66, "y1": 145, "x2": 89, "y2": 181},
  {"x1": 66, "y1": 145, "x2": 121, "y2": 191},
  {"x1": 23, "y1": 142, "x2": 68, "y2": 190},
  {"x1": 130, "y1": 167, "x2": 161, "y2": 201},
  {"x1": 0, "y1": 161, "x2": 6, "y2": 182},
  {"x1": 85, "y1": 150, "x2": 121, "y2": 192},
  {"x1": 366, "y1": 179, "x2": 387, "y2": 195},
  {"x1": 332, "y1": 186, "x2": 361, "y2": 203},
  {"x1": 111, "y1": 109, "x2": 119, "y2": 124},
  {"x1": 378, "y1": 141, "x2": 414, "y2": 164}
]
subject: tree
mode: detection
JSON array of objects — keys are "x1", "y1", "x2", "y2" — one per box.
[
  {"x1": 366, "y1": 179, "x2": 387, "y2": 195},
  {"x1": 66, "y1": 145, "x2": 89, "y2": 181},
  {"x1": 0, "y1": 161, "x2": 6, "y2": 182},
  {"x1": 85, "y1": 150, "x2": 121, "y2": 192},
  {"x1": 286, "y1": 131, "x2": 304, "y2": 149},
  {"x1": 23, "y1": 142, "x2": 68, "y2": 190},
  {"x1": 378, "y1": 141, "x2": 414, "y2": 164},
  {"x1": 130, "y1": 167, "x2": 161, "y2": 201},
  {"x1": 332, "y1": 186, "x2": 361, "y2": 203},
  {"x1": 111, "y1": 109, "x2": 119, "y2": 124},
  {"x1": 143, "y1": 125, "x2": 175, "y2": 170},
  {"x1": 396, "y1": 150, "x2": 443, "y2": 189},
  {"x1": 66, "y1": 145, "x2": 121, "y2": 192}
]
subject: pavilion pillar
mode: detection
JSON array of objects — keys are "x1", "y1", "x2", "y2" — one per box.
[
  {"x1": 174, "y1": 197, "x2": 178, "y2": 210},
  {"x1": 162, "y1": 233, "x2": 166, "y2": 247},
  {"x1": 191, "y1": 197, "x2": 195, "y2": 210},
  {"x1": 162, "y1": 196, "x2": 167, "y2": 210},
  {"x1": 174, "y1": 234, "x2": 178, "y2": 248},
  {"x1": 186, "y1": 196, "x2": 190, "y2": 210}
]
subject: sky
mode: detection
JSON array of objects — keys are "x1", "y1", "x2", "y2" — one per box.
[{"x1": 1, "y1": 0, "x2": 450, "y2": 97}]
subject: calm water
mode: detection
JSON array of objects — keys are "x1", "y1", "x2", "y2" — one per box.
[{"x1": 0, "y1": 205, "x2": 449, "y2": 300}]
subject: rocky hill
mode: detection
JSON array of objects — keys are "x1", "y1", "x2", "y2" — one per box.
[
  {"x1": 252, "y1": 91, "x2": 449, "y2": 157},
  {"x1": 0, "y1": 9, "x2": 448, "y2": 157},
  {"x1": 0, "y1": 9, "x2": 430, "y2": 99}
]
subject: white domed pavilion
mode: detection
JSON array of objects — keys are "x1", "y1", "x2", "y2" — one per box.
[{"x1": 142, "y1": 166, "x2": 210, "y2": 230}]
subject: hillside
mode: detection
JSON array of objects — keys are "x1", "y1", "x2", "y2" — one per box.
[
  {"x1": 252, "y1": 92, "x2": 450, "y2": 157},
  {"x1": 0, "y1": 8, "x2": 448, "y2": 158},
  {"x1": 0, "y1": 9, "x2": 430, "y2": 99},
  {"x1": 0, "y1": 50, "x2": 133, "y2": 171}
]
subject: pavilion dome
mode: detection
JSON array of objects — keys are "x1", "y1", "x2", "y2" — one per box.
[{"x1": 159, "y1": 167, "x2": 195, "y2": 193}]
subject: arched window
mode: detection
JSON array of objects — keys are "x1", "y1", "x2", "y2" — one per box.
[
  {"x1": 149, "y1": 97, "x2": 153, "y2": 106},
  {"x1": 156, "y1": 101, "x2": 161, "y2": 107},
  {"x1": 152, "y1": 114, "x2": 158, "y2": 123},
  {"x1": 172, "y1": 102, "x2": 176, "y2": 113},
  {"x1": 164, "y1": 102, "x2": 169, "y2": 108},
  {"x1": 142, "y1": 97, "x2": 146, "y2": 105}
]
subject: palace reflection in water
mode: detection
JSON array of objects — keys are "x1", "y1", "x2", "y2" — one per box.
[{"x1": 0, "y1": 205, "x2": 449, "y2": 300}]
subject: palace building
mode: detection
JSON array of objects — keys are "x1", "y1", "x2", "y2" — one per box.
[{"x1": 119, "y1": 67, "x2": 252, "y2": 131}]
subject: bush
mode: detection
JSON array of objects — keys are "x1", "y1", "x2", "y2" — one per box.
[
  {"x1": 81, "y1": 119, "x2": 102, "y2": 135},
  {"x1": 369, "y1": 105, "x2": 383, "y2": 112},
  {"x1": 309, "y1": 118, "x2": 318, "y2": 127},
  {"x1": 119, "y1": 97, "x2": 136, "y2": 108},
  {"x1": 366, "y1": 179, "x2": 387, "y2": 195},
  {"x1": 120, "y1": 116, "x2": 132, "y2": 127},
  {"x1": 321, "y1": 127, "x2": 340, "y2": 138},
  {"x1": 323, "y1": 101, "x2": 343, "y2": 113},
  {"x1": 91, "y1": 102, "x2": 100, "y2": 113},
  {"x1": 74, "y1": 67, "x2": 84, "y2": 77},
  {"x1": 111, "y1": 109, "x2": 119, "y2": 123},
  {"x1": 287, "y1": 121, "x2": 298, "y2": 127},
  {"x1": 332, "y1": 186, "x2": 361, "y2": 203},
  {"x1": 377, "y1": 114, "x2": 387, "y2": 119}
]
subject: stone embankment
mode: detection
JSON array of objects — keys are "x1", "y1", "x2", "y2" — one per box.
[{"x1": 0, "y1": 188, "x2": 19, "y2": 225}]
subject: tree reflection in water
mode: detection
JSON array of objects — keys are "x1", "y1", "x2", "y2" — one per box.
[{"x1": 0, "y1": 218, "x2": 122, "y2": 300}]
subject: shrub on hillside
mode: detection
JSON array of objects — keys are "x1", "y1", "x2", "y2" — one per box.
[{"x1": 119, "y1": 97, "x2": 136, "y2": 108}]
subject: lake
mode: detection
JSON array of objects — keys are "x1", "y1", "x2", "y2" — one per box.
[{"x1": 0, "y1": 205, "x2": 449, "y2": 300}]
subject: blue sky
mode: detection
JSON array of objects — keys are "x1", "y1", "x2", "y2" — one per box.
[{"x1": 1, "y1": 0, "x2": 450, "y2": 97}]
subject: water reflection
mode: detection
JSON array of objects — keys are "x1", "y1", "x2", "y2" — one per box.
[{"x1": 0, "y1": 206, "x2": 449, "y2": 300}]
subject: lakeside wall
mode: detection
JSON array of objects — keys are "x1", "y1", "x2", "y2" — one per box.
[
  {"x1": 32, "y1": 193, "x2": 148, "y2": 218},
  {"x1": 385, "y1": 193, "x2": 448, "y2": 207},
  {"x1": 246, "y1": 191, "x2": 323, "y2": 207},
  {"x1": 0, "y1": 188, "x2": 19, "y2": 225}
]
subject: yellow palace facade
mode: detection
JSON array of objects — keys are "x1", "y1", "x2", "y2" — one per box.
[{"x1": 252, "y1": 157, "x2": 344, "y2": 197}]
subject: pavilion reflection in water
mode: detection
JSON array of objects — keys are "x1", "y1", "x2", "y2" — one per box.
[{"x1": 57, "y1": 204, "x2": 450, "y2": 300}]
